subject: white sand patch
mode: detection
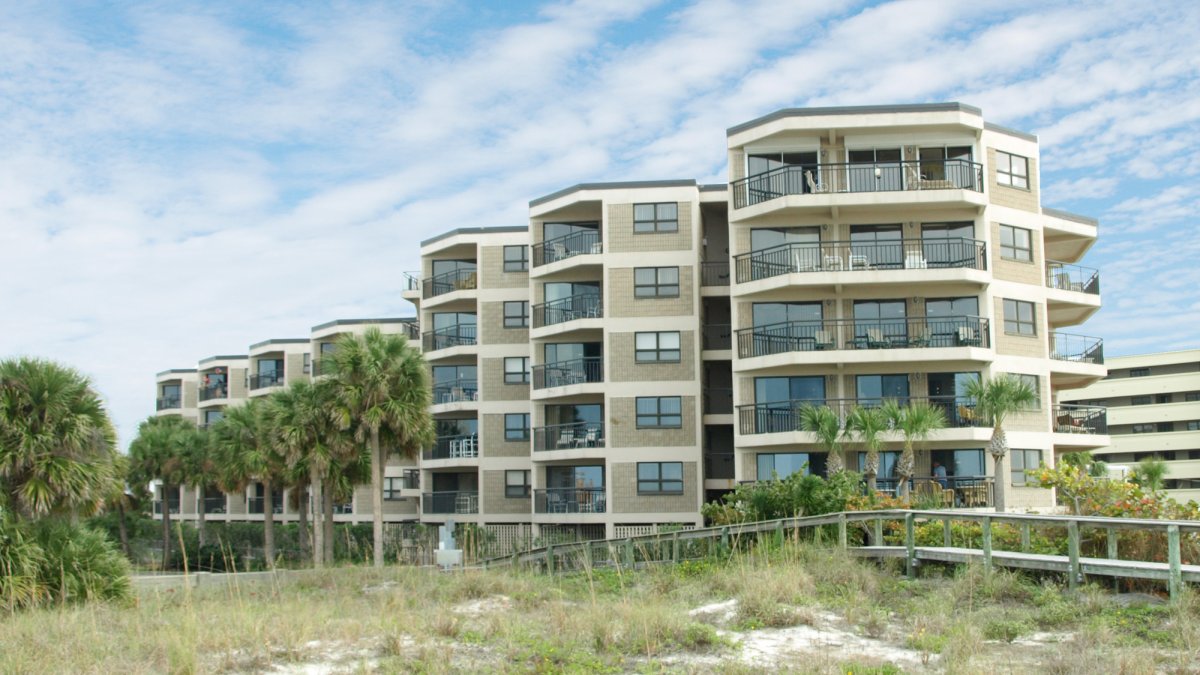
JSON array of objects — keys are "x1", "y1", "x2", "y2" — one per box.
[
  {"x1": 453, "y1": 594, "x2": 512, "y2": 616},
  {"x1": 688, "y1": 599, "x2": 739, "y2": 625},
  {"x1": 264, "y1": 639, "x2": 385, "y2": 674},
  {"x1": 1011, "y1": 631, "x2": 1075, "y2": 646}
]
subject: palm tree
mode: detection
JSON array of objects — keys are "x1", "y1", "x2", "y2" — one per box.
[
  {"x1": 798, "y1": 404, "x2": 845, "y2": 476},
  {"x1": 178, "y1": 426, "x2": 216, "y2": 549},
  {"x1": 965, "y1": 374, "x2": 1037, "y2": 512},
  {"x1": 327, "y1": 327, "x2": 434, "y2": 568},
  {"x1": 211, "y1": 399, "x2": 284, "y2": 568},
  {"x1": 128, "y1": 415, "x2": 194, "y2": 567},
  {"x1": 883, "y1": 400, "x2": 947, "y2": 499},
  {"x1": 0, "y1": 357, "x2": 121, "y2": 520},
  {"x1": 844, "y1": 405, "x2": 889, "y2": 493},
  {"x1": 100, "y1": 454, "x2": 136, "y2": 557}
]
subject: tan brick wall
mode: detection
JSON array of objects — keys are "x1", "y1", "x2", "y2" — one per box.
[
  {"x1": 482, "y1": 470, "x2": 532, "y2": 515},
  {"x1": 228, "y1": 368, "x2": 248, "y2": 399},
  {"x1": 729, "y1": 149, "x2": 745, "y2": 181},
  {"x1": 482, "y1": 413, "x2": 530, "y2": 458},
  {"x1": 609, "y1": 330, "x2": 696, "y2": 382},
  {"x1": 986, "y1": 147, "x2": 1039, "y2": 213},
  {"x1": 989, "y1": 221, "x2": 1044, "y2": 285},
  {"x1": 611, "y1": 461, "x2": 698, "y2": 514},
  {"x1": 608, "y1": 266, "x2": 695, "y2": 318},
  {"x1": 481, "y1": 358, "x2": 531, "y2": 401},
  {"x1": 610, "y1": 396, "x2": 697, "y2": 447},
  {"x1": 741, "y1": 451, "x2": 756, "y2": 479},
  {"x1": 227, "y1": 492, "x2": 247, "y2": 516},
  {"x1": 181, "y1": 385, "x2": 198, "y2": 409},
  {"x1": 607, "y1": 203, "x2": 694, "y2": 253},
  {"x1": 285, "y1": 353, "x2": 306, "y2": 382},
  {"x1": 993, "y1": 297, "x2": 1047, "y2": 358},
  {"x1": 479, "y1": 301, "x2": 529, "y2": 345},
  {"x1": 479, "y1": 245, "x2": 529, "y2": 289},
  {"x1": 180, "y1": 486, "x2": 197, "y2": 515}
]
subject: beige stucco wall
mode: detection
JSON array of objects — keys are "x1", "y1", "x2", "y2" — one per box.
[
  {"x1": 608, "y1": 330, "x2": 696, "y2": 382},
  {"x1": 989, "y1": 221, "x2": 1044, "y2": 285},
  {"x1": 609, "y1": 395, "x2": 697, "y2": 448},
  {"x1": 480, "y1": 358, "x2": 530, "y2": 401},
  {"x1": 479, "y1": 244, "x2": 529, "y2": 289},
  {"x1": 986, "y1": 147, "x2": 1039, "y2": 213},
  {"x1": 479, "y1": 301, "x2": 529, "y2": 345},
  {"x1": 607, "y1": 203, "x2": 694, "y2": 253},
  {"x1": 993, "y1": 297, "x2": 1046, "y2": 358},
  {"x1": 482, "y1": 470, "x2": 532, "y2": 515},
  {"x1": 482, "y1": 413, "x2": 530, "y2": 458},
  {"x1": 610, "y1": 461, "x2": 698, "y2": 514},
  {"x1": 608, "y1": 266, "x2": 695, "y2": 318}
]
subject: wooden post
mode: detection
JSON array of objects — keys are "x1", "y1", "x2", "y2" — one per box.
[
  {"x1": 1168, "y1": 525, "x2": 1182, "y2": 603},
  {"x1": 775, "y1": 520, "x2": 784, "y2": 548},
  {"x1": 1107, "y1": 527, "x2": 1119, "y2": 591},
  {"x1": 584, "y1": 541, "x2": 593, "y2": 569},
  {"x1": 512, "y1": 550, "x2": 519, "y2": 570},
  {"x1": 905, "y1": 512, "x2": 916, "y2": 579},
  {"x1": 721, "y1": 526, "x2": 730, "y2": 551},
  {"x1": 838, "y1": 513, "x2": 848, "y2": 549},
  {"x1": 546, "y1": 544, "x2": 555, "y2": 575},
  {"x1": 624, "y1": 539, "x2": 634, "y2": 569},
  {"x1": 981, "y1": 516, "x2": 993, "y2": 575},
  {"x1": 942, "y1": 517, "x2": 952, "y2": 548},
  {"x1": 874, "y1": 517, "x2": 883, "y2": 547},
  {"x1": 672, "y1": 532, "x2": 680, "y2": 563},
  {"x1": 1020, "y1": 522, "x2": 1030, "y2": 553},
  {"x1": 1067, "y1": 521, "x2": 1081, "y2": 591}
]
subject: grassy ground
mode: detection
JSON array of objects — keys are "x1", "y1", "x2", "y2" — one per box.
[{"x1": 2, "y1": 540, "x2": 1198, "y2": 673}]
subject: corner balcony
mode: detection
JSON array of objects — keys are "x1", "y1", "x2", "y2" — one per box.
[
  {"x1": 534, "y1": 487, "x2": 607, "y2": 514},
  {"x1": 156, "y1": 396, "x2": 181, "y2": 411},
  {"x1": 737, "y1": 396, "x2": 991, "y2": 448},
  {"x1": 402, "y1": 271, "x2": 421, "y2": 302},
  {"x1": 730, "y1": 159, "x2": 985, "y2": 217},
  {"x1": 533, "y1": 421, "x2": 606, "y2": 454},
  {"x1": 734, "y1": 316, "x2": 990, "y2": 369},
  {"x1": 733, "y1": 238, "x2": 987, "y2": 296},
  {"x1": 198, "y1": 383, "x2": 228, "y2": 403},
  {"x1": 249, "y1": 372, "x2": 284, "y2": 391},
  {"x1": 531, "y1": 230, "x2": 603, "y2": 276},
  {"x1": 531, "y1": 294, "x2": 603, "y2": 338},
  {"x1": 1045, "y1": 261, "x2": 1101, "y2": 326},
  {"x1": 422, "y1": 268, "x2": 477, "y2": 301},
  {"x1": 1049, "y1": 333, "x2": 1106, "y2": 388},
  {"x1": 1052, "y1": 404, "x2": 1109, "y2": 449},
  {"x1": 432, "y1": 380, "x2": 479, "y2": 405},
  {"x1": 532, "y1": 357, "x2": 604, "y2": 390},
  {"x1": 422, "y1": 491, "x2": 478, "y2": 515},
  {"x1": 422, "y1": 325, "x2": 477, "y2": 355}
]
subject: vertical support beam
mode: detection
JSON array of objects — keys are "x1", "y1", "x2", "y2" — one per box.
[
  {"x1": 512, "y1": 550, "x2": 519, "y2": 570},
  {"x1": 942, "y1": 517, "x2": 952, "y2": 548},
  {"x1": 981, "y1": 516, "x2": 993, "y2": 575},
  {"x1": 1020, "y1": 522, "x2": 1031, "y2": 553},
  {"x1": 905, "y1": 512, "x2": 916, "y2": 579},
  {"x1": 1067, "y1": 521, "x2": 1081, "y2": 591},
  {"x1": 1168, "y1": 525, "x2": 1182, "y2": 603},
  {"x1": 874, "y1": 517, "x2": 883, "y2": 547},
  {"x1": 838, "y1": 513, "x2": 848, "y2": 549}
]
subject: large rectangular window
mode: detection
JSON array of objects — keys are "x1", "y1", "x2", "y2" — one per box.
[
  {"x1": 856, "y1": 374, "x2": 911, "y2": 405},
  {"x1": 857, "y1": 451, "x2": 901, "y2": 479},
  {"x1": 1003, "y1": 299, "x2": 1036, "y2": 335},
  {"x1": 504, "y1": 357, "x2": 530, "y2": 384},
  {"x1": 637, "y1": 462, "x2": 684, "y2": 494},
  {"x1": 1010, "y1": 449, "x2": 1042, "y2": 486},
  {"x1": 505, "y1": 470, "x2": 530, "y2": 498},
  {"x1": 635, "y1": 331, "x2": 681, "y2": 363},
  {"x1": 999, "y1": 225, "x2": 1032, "y2": 262},
  {"x1": 503, "y1": 245, "x2": 529, "y2": 272},
  {"x1": 383, "y1": 477, "x2": 404, "y2": 500},
  {"x1": 636, "y1": 396, "x2": 682, "y2": 428},
  {"x1": 503, "y1": 301, "x2": 529, "y2": 328},
  {"x1": 634, "y1": 203, "x2": 678, "y2": 233},
  {"x1": 504, "y1": 413, "x2": 530, "y2": 441},
  {"x1": 995, "y1": 150, "x2": 1029, "y2": 189},
  {"x1": 758, "y1": 452, "x2": 822, "y2": 481},
  {"x1": 634, "y1": 267, "x2": 680, "y2": 298}
]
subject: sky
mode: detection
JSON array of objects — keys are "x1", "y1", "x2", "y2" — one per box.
[{"x1": 2, "y1": 0, "x2": 1198, "y2": 450}]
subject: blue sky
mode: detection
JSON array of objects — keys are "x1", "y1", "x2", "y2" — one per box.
[{"x1": 2, "y1": 0, "x2": 1198, "y2": 449}]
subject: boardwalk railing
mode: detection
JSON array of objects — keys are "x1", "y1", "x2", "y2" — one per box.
[{"x1": 478, "y1": 510, "x2": 1200, "y2": 601}]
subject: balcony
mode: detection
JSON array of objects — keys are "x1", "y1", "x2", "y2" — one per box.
[
  {"x1": 422, "y1": 491, "x2": 478, "y2": 515},
  {"x1": 249, "y1": 372, "x2": 284, "y2": 390},
  {"x1": 1050, "y1": 333, "x2": 1104, "y2": 364},
  {"x1": 532, "y1": 294, "x2": 602, "y2": 328},
  {"x1": 403, "y1": 271, "x2": 420, "y2": 292},
  {"x1": 400, "y1": 320, "x2": 420, "y2": 341},
  {"x1": 703, "y1": 387, "x2": 733, "y2": 415},
  {"x1": 533, "y1": 357, "x2": 603, "y2": 390},
  {"x1": 1054, "y1": 404, "x2": 1108, "y2": 435},
  {"x1": 248, "y1": 497, "x2": 284, "y2": 515},
  {"x1": 156, "y1": 396, "x2": 181, "y2": 411},
  {"x1": 734, "y1": 238, "x2": 987, "y2": 284},
  {"x1": 736, "y1": 316, "x2": 990, "y2": 359},
  {"x1": 423, "y1": 268, "x2": 477, "y2": 299},
  {"x1": 731, "y1": 159, "x2": 984, "y2": 209},
  {"x1": 198, "y1": 383, "x2": 228, "y2": 402},
  {"x1": 534, "y1": 487, "x2": 606, "y2": 514},
  {"x1": 874, "y1": 476, "x2": 994, "y2": 508},
  {"x1": 422, "y1": 325, "x2": 477, "y2": 352},
  {"x1": 1045, "y1": 261, "x2": 1100, "y2": 295},
  {"x1": 701, "y1": 261, "x2": 730, "y2": 287},
  {"x1": 702, "y1": 324, "x2": 732, "y2": 351},
  {"x1": 432, "y1": 380, "x2": 479, "y2": 404},
  {"x1": 423, "y1": 433, "x2": 479, "y2": 461},
  {"x1": 737, "y1": 396, "x2": 987, "y2": 435},
  {"x1": 533, "y1": 421, "x2": 606, "y2": 452},
  {"x1": 704, "y1": 452, "x2": 735, "y2": 480},
  {"x1": 202, "y1": 495, "x2": 226, "y2": 514},
  {"x1": 533, "y1": 230, "x2": 602, "y2": 267}
]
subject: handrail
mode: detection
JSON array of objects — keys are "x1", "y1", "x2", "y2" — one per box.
[
  {"x1": 532, "y1": 293, "x2": 603, "y2": 328},
  {"x1": 731, "y1": 158, "x2": 984, "y2": 209},
  {"x1": 532, "y1": 421, "x2": 606, "y2": 452},
  {"x1": 737, "y1": 395, "x2": 989, "y2": 434},
  {"x1": 423, "y1": 267, "x2": 478, "y2": 299},
  {"x1": 402, "y1": 271, "x2": 420, "y2": 292},
  {"x1": 156, "y1": 396, "x2": 181, "y2": 410},
  {"x1": 532, "y1": 357, "x2": 604, "y2": 389},
  {"x1": 422, "y1": 324, "x2": 477, "y2": 351},
  {"x1": 1045, "y1": 260, "x2": 1100, "y2": 295},
  {"x1": 533, "y1": 228, "x2": 602, "y2": 267},
  {"x1": 1049, "y1": 333, "x2": 1104, "y2": 364},
  {"x1": 700, "y1": 261, "x2": 730, "y2": 286},
  {"x1": 733, "y1": 237, "x2": 987, "y2": 283},
  {"x1": 249, "y1": 372, "x2": 284, "y2": 390},
  {"x1": 735, "y1": 315, "x2": 990, "y2": 357}
]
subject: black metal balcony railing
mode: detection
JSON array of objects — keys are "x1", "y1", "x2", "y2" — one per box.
[
  {"x1": 402, "y1": 469, "x2": 420, "y2": 490},
  {"x1": 534, "y1": 487, "x2": 607, "y2": 514},
  {"x1": 533, "y1": 229, "x2": 602, "y2": 267},
  {"x1": 400, "y1": 320, "x2": 420, "y2": 341},
  {"x1": 249, "y1": 372, "x2": 284, "y2": 390},
  {"x1": 403, "y1": 271, "x2": 420, "y2": 292},
  {"x1": 432, "y1": 380, "x2": 479, "y2": 404},
  {"x1": 1054, "y1": 404, "x2": 1108, "y2": 434},
  {"x1": 332, "y1": 502, "x2": 353, "y2": 515},
  {"x1": 701, "y1": 261, "x2": 731, "y2": 286},
  {"x1": 873, "y1": 476, "x2": 994, "y2": 507},
  {"x1": 533, "y1": 357, "x2": 604, "y2": 389},
  {"x1": 704, "y1": 452, "x2": 735, "y2": 480},
  {"x1": 422, "y1": 491, "x2": 478, "y2": 515},
  {"x1": 156, "y1": 396, "x2": 181, "y2": 410},
  {"x1": 734, "y1": 238, "x2": 987, "y2": 283},
  {"x1": 248, "y1": 498, "x2": 284, "y2": 515},
  {"x1": 152, "y1": 500, "x2": 180, "y2": 515},
  {"x1": 1046, "y1": 261, "x2": 1100, "y2": 295},
  {"x1": 737, "y1": 396, "x2": 989, "y2": 435},
  {"x1": 736, "y1": 316, "x2": 990, "y2": 358},
  {"x1": 532, "y1": 294, "x2": 602, "y2": 328},
  {"x1": 422, "y1": 433, "x2": 479, "y2": 461},
  {"x1": 703, "y1": 387, "x2": 733, "y2": 415},
  {"x1": 423, "y1": 267, "x2": 478, "y2": 299},
  {"x1": 422, "y1": 325, "x2": 477, "y2": 351},
  {"x1": 1050, "y1": 333, "x2": 1104, "y2": 364},
  {"x1": 202, "y1": 496, "x2": 226, "y2": 514},
  {"x1": 702, "y1": 323, "x2": 732, "y2": 350},
  {"x1": 533, "y1": 421, "x2": 606, "y2": 451},
  {"x1": 731, "y1": 158, "x2": 984, "y2": 209},
  {"x1": 199, "y1": 383, "x2": 227, "y2": 402}
]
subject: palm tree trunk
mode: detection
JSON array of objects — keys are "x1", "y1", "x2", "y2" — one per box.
[
  {"x1": 117, "y1": 501, "x2": 130, "y2": 558},
  {"x1": 826, "y1": 450, "x2": 845, "y2": 476},
  {"x1": 865, "y1": 452, "x2": 879, "y2": 493},
  {"x1": 161, "y1": 483, "x2": 173, "y2": 570},
  {"x1": 897, "y1": 445, "x2": 914, "y2": 498},
  {"x1": 323, "y1": 482, "x2": 335, "y2": 565},
  {"x1": 370, "y1": 426, "x2": 384, "y2": 568},
  {"x1": 263, "y1": 479, "x2": 276, "y2": 569},
  {"x1": 991, "y1": 425, "x2": 1008, "y2": 513},
  {"x1": 297, "y1": 485, "x2": 310, "y2": 562},
  {"x1": 310, "y1": 466, "x2": 324, "y2": 569},
  {"x1": 196, "y1": 486, "x2": 207, "y2": 550}
]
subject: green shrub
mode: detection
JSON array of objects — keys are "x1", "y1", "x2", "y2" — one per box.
[
  {"x1": 0, "y1": 520, "x2": 48, "y2": 611},
  {"x1": 1, "y1": 518, "x2": 131, "y2": 611},
  {"x1": 702, "y1": 470, "x2": 862, "y2": 525}
]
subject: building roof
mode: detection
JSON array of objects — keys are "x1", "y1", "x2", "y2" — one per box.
[
  {"x1": 983, "y1": 121, "x2": 1037, "y2": 143},
  {"x1": 155, "y1": 368, "x2": 196, "y2": 377},
  {"x1": 1043, "y1": 207, "x2": 1099, "y2": 227},
  {"x1": 420, "y1": 226, "x2": 527, "y2": 247},
  {"x1": 529, "y1": 180, "x2": 698, "y2": 208},
  {"x1": 198, "y1": 355, "x2": 248, "y2": 365},
  {"x1": 309, "y1": 317, "x2": 416, "y2": 332},
  {"x1": 248, "y1": 338, "x2": 311, "y2": 350},
  {"x1": 726, "y1": 102, "x2": 983, "y2": 136}
]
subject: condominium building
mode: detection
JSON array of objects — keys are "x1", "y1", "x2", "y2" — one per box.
[
  {"x1": 152, "y1": 102, "x2": 1109, "y2": 538},
  {"x1": 1059, "y1": 350, "x2": 1200, "y2": 502}
]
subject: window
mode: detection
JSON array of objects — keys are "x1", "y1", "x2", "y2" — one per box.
[
  {"x1": 1131, "y1": 396, "x2": 1152, "y2": 406},
  {"x1": 383, "y1": 477, "x2": 404, "y2": 501},
  {"x1": 505, "y1": 470, "x2": 530, "y2": 498},
  {"x1": 1010, "y1": 449, "x2": 1041, "y2": 486},
  {"x1": 1157, "y1": 394, "x2": 1173, "y2": 404},
  {"x1": 1187, "y1": 421, "x2": 1200, "y2": 431},
  {"x1": 503, "y1": 301, "x2": 529, "y2": 328},
  {"x1": 302, "y1": 353, "x2": 311, "y2": 374},
  {"x1": 634, "y1": 267, "x2": 679, "y2": 298},
  {"x1": 1003, "y1": 299, "x2": 1036, "y2": 335},
  {"x1": 503, "y1": 245, "x2": 529, "y2": 272},
  {"x1": 635, "y1": 331, "x2": 681, "y2": 363},
  {"x1": 1013, "y1": 374, "x2": 1041, "y2": 408},
  {"x1": 504, "y1": 357, "x2": 530, "y2": 384},
  {"x1": 995, "y1": 150, "x2": 1029, "y2": 189},
  {"x1": 1187, "y1": 392, "x2": 1200, "y2": 402},
  {"x1": 999, "y1": 225, "x2": 1032, "y2": 262},
  {"x1": 504, "y1": 413, "x2": 530, "y2": 441},
  {"x1": 638, "y1": 462, "x2": 684, "y2": 494},
  {"x1": 636, "y1": 396, "x2": 682, "y2": 428},
  {"x1": 758, "y1": 453, "x2": 818, "y2": 480},
  {"x1": 634, "y1": 203, "x2": 679, "y2": 233},
  {"x1": 1129, "y1": 368, "x2": 1150, "y2": 378},
  {"x1": 1132, "y1": 424, "x2": 1155, "y2": 434},
  {"x1": 1158, "y1": 422, "x2": 1176, "y2": 433}
]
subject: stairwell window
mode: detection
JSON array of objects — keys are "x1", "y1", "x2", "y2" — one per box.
[
  {"x1": 504, "y1": 357, "x2": 530, "y2": 384},
  {"x1": 1003, "y1": 299, "x2": 1036, "y2": 335},
  {"x1": 634, "y1": 267, "x2": 680, "y2": 298},
  {"x1": 999, "y1": 225, "x2": 1032, "y2": 262},
  {"x1": 996, "y1": 150, "x2": 1029, "y2": 189},
  {"x1": 637, "y1": 462, "x2": 684, "y2": 494},
  {"x1": 634, "y1": 203, "x2": 678, "y2": 233},
  {"x1": 505, "y1": 413, "x2": 530, "y2": 441},
  {"x1": 1010, "y1": 449, "x2": 1041, "y2": 486},
  {"x1": 635, "y1": 331, "x2": 681, "y2": 363},
  {"x1": 505, "y1": 470, "x2": 530, "y2": 498},
  {"x1": 504, "y1": 301, "x2": 529, "y2": 328},
  {"x1": 636, "y1": 396, "x2": 682, "y2": 428}
]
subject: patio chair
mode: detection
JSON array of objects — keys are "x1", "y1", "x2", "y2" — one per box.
[
  {"x1": 813, "y1": 330, "x2": 835, "y2": 350},
  {"x1": 904, "y1": 251, "x2": 927, "y2": 269},
  {"x1": 557, "y1": 429, "x2": 574, "y2": 448},
  {"x1": 955, "y1": 326, "x2": 980, "y2": 347},
  {"x1": 908, "y1": 325, "x2": 930, "y2": 348},
  {"x1": 551, "y1": 243, "x2": 568, "y2": 263},
  {"x1": 804, "y1": 170, "x2": 827, "y2": 194},
  {"x1": 866, "y1": 328, "x2": 890, "y2": 349}
]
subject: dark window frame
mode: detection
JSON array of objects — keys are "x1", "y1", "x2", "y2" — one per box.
[
  {"x1": 1129, "y1": 368, "x2": 1150, "y2": 378},
  {"x1": 1010, "y1": 449, "x2": 1041, "y2": 486},
  {"x1": 1003, "y1": 299, "x2": 1037, "y2": 336},
  {"x1": 505, "y1": 470, "x2": 530, "y2": 498},
  {"x1": 635, "y1": 331, "x2": 682, "y2": 363},
  {"x1": 637, "y1": 461, "x2": 685, "y2": 494},
  {"x1": 996, "y1": 150, "x2": 1030, "y2": 190},
  {"x1": 636, "y1": 396, "x2": 683, "y2": 429},
  {"x1": 633, "y1": 203, "x2": 679, "y2": 233},
  {"x1": 634, "y1": 267, "x2": 680, "y2": 298},
  {"x1": 1132, "y1": 423, "x2": 1155, "y2": 434},
  {"x1": 503, "y1": 301, "x2": 530, "y2": 328},
  {"x1": 999, "y1": 224, "x2": 1033, "y2": 262},
  {"x1": 504, "y1": 413, "x2": 531, "y2": 441},
  {"x1": 504, "y1": 357, "x2": 530, "y2": 384},
  {"x1": 503, "y1": 245, "x2": 529, "y2": 272},
  {"x1": 383, "y1": 477, "x2": 405, "y2": 501},
  {"x1": 1131, "y1": 395, "x2": 1152, "y2": 406}
]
